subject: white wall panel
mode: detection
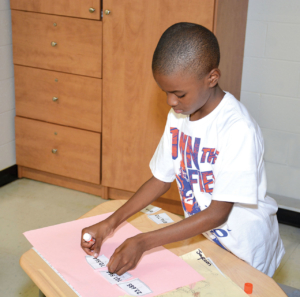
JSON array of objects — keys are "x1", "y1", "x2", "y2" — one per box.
[
  {"x1": 240, "y1": 91, "x2": 261, "y2": 125},
  {"x1": 0, "y1": 141, "x2": 15, "y2": 170},
  {"x1": 265, "y1": 162, "x2": 300, "y2": 200},
  {"x1": 287, "y1": 135, "x2": 300, "y2": 169},
  {"x1": 266, "y1": 23, "x2": 300, "y2": 62},
  {"x1": 0, "y1": 0, "x2": 10, "y2": 11},
  {"x1": 261, "y1": 128, "x2": 292, "y2": 165},
  {"x1": 247, "y1": 0, "x2": 300, "y2": 23},
  {"x1": 0, "y1": 45, "x2": 13, "y2": 81},
  {"x1": 0, "y1": 110, "x2": 15, "y2": 146},
  {"x1": 244, "y1": 20, "x2": 267, "y2": 57},
  {"x1": 241, "y1": 0, "x2": 300, "y2": 203},
  {"x1": 0, "y1": 77, "x2": 14, "y2": 114},
  {"x1": 242, "y1": 57, "x2": 300, "y2": 97},
  {"x1": 259, "y1": 94, "x2": 300, "y2": 134},
  {"x1": 0, "y1": 3, "x2": 15, "y2": 171},
  {"x1": 0, "y1": 10, "x2": 12, "y2": 46}
]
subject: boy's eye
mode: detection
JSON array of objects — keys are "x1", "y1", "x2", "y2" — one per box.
[{"x1": 177, "y1": 94, "x2": 185, "y2": 98}]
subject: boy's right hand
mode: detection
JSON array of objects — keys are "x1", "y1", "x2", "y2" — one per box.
[{"x1": 81, "y1": 220, "x2": 114, "y2": 258}]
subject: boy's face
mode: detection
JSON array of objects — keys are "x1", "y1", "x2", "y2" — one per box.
[{"x1": 153, "y1": 71, "x2": 220, "y2": 121}]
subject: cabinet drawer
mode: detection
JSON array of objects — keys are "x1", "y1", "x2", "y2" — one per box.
[
  {"x1": 15, "y1": 66, "x2": 102, "y2": 132},
  {"x1": 15, "y1": 117, "x2": 101, "y2": 184},
  {"x1": 10, "y1": 0, "x2": 101, "y2": 20},
  {"x1": 12, "y1": 10, "x2": 102, "y2": 78}
]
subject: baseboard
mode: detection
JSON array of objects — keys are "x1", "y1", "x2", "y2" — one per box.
[
  {"x1": 266, "y1": 192, "x2": 300, "y2": 228},
  {"x1": 0, "y1": 165, "x2": 18, "y2": 187},
  {"x1": 277, "y1": 208, "x2": 300, "y2": 228}
]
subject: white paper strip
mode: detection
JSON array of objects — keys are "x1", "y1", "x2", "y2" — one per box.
[
  {"x1": 140, "y1": 206, "x2": 161, "y2": 214},
  {"x1": 148, "y1": 213, "x2": 174, "y2": 224},
  {"x1": 98, "y1": 269, "x2": 132, "y2": 284},
  {"x1": 85, "y1": 254, "x2": 109, "y2": 269},
  {"x1": 118, "y1": 278, "x2": 152, "y2": 296}
]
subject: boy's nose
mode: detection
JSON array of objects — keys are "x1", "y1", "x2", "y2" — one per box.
[{"x1": 166, "y1": 94, "x2": 178, "y2": 107}]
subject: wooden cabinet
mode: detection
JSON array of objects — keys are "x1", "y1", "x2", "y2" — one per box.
[
  {"x1": 12, "y1": 0, "x2": 248, "y2": 214},
  {"x1": 11, "y1": 3, "x2": 103, "y2": 192}
]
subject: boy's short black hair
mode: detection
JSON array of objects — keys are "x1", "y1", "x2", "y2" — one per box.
[{"x1": 152, "y1": 22, "x2": 220, "y2": 79}]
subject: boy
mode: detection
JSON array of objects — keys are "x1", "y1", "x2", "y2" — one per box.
[{"x1": 81, "y1": 23, "x2": 284, "y2": 277}]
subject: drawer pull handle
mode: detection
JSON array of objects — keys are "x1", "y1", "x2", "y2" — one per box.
[
  {"x1": 89, "y1": 7, "x2": 95, "y2": 13},
  {"x1": 52, "y1": 97, "x2": 58, "y2": 102},
  {"x1": 104, "y1": 9, "x2": 111, "y2": 15},
  {"x1": 52, "y1": 149, "x2": 57, "y2": 154},
  {"x1": 51, "y1": 41, "x2": 57, "y2": 47}
]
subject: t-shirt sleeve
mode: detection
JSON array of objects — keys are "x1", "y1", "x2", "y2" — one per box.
[
  {"x1": 212, "y1": 120, "x2": 263, "y2": 204},
  {"x1": 149, "y1": 112, "x2": 176, "y2": 183}
]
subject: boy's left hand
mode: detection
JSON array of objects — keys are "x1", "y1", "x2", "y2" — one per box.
[{"x1": 107, "y1": 234, "x2": 146, "y2": 275}]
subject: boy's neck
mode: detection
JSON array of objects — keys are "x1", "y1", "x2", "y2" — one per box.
[{"x1": 190, "y1": 85, "x2": 225, "y2": 121}]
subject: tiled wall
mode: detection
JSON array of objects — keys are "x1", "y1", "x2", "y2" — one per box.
[
  {"x1": 0, "y1": 0, "x2": 15, "y2": 171},
  {"x1": 241, "y1": 0, "x2": 300, "y2": 203}
]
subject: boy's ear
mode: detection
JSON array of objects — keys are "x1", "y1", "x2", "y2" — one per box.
[{"x1": 208, "y1": 68, "x2": 221, "y2": 88}]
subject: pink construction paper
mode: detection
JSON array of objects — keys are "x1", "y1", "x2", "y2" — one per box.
[{"x1": 24, "y1": 212, "x2": 204, "y2": 297}]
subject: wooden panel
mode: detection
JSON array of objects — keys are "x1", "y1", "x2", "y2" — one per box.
[
  {"x1": 15, "y1": 65, "x2": 102, "y2": 132},
  {"x1": 10, "y1": 0, "x2": 101, "y2": 20},
  {"x1": 11, "y1": 10, "x2": 102, "y2": 78},
  {"x1": 15, "y1": 117, "x2": 101, "y2": 184},
  {"x1": 102, "y1": 0, "x2": 215, "y2": 199},
  {"x1": 214, "y1": 0, "x2": 249, "y2": 100}
]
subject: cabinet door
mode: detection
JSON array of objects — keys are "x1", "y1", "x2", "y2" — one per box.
[{"x1": 102, "y1": 0, "x2": 215, "y2": 199}]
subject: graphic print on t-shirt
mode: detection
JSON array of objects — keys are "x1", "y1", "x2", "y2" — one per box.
[
  {"x1": 170, "y1": 127, "x2": 228, "y2": 250},
  {"x1": 170, "y1": 128, "x2": 219, "y2": 215},
  {"x1": 175, "y1": 166, "x2": 201, "y2": 215}
]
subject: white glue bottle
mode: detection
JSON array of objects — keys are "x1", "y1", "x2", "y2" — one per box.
[{"x1": 83, "y1": 233, "x2": 94, "y2": 242}]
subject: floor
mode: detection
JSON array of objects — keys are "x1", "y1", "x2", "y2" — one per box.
[{"x1": 0, "y1": 179, "x2": 300, "y2": 296}]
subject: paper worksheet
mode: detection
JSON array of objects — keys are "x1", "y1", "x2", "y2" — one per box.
[
  {"x1": 158, "y1": 248, "x2": 248, "y2": 297},
  {"x1": 24, "y1": 212, "x2": 204, "y2": 297}
]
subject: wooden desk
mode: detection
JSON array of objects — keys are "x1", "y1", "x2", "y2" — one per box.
[{"x1": 20, "y1": 200, "x2": 286, "y2": 297}]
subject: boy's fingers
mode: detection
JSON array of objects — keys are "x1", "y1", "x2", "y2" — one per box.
[
  {"x1": 81, "y1": 241, "x2": 94, "y2": 248},
  {"x1": 81, "y1": 239, "x2": 95, "y2": 256},
  {"x1": 115, "y1": 264, "x2": 131, "y2": 276},
  {"x1": 107, "y1": 256, "x2": 118, "y2": 274},
  {"x1": 92, "y1": 240, "x2": 102, "y2": 258},
  {"x1": 82, "y1": 247, "x2": 94, "y2": 256}
]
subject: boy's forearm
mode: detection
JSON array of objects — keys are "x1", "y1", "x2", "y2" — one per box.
[
  {"x1": 141, "y1": 200, "x2": 233, "y2": 250},
  {"x1": 107, "y1": 176, "x2": 171, "y2": 230}
]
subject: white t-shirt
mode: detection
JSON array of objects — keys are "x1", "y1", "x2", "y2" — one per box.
[{"x1": 150, "y1": 91, "x2": 285, "y2": 277}]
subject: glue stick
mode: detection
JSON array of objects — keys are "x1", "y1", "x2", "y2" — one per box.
[{"x1": 83, "y1": 233, "x2": 94, "y2": 242}]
